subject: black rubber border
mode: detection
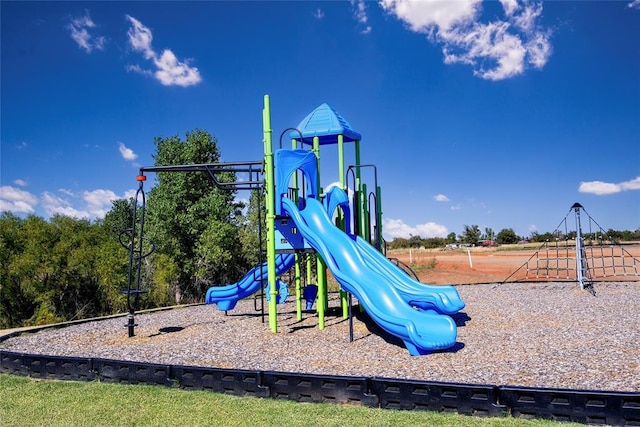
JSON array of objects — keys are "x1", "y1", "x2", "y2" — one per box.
[{"x1": 2, "y1": 350, "x2": 638, "y2": 425}]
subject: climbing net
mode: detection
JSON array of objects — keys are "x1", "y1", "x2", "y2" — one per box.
[{"x1": 503, "y1": 205, "x2": 640, "y2": 285}]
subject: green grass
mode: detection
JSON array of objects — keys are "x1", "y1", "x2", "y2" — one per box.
[
  {"x1": 0, "y1": 374, "x2": 579, "y2": 427},
  {"x1": 410, "y1": 257, "x2": 438, "y2": 272}
]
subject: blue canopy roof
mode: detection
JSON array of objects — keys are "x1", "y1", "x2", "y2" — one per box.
[{"x1": 289, "y1": 103, "x2": 361, "y2": 145}]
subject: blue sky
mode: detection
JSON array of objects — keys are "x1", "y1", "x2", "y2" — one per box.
[{"x1": 1, "y1": 1, "x2": 639, "y2": 240}]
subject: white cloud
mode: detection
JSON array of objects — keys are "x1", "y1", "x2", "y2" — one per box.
[
  {"x1": 351, "y1": 0, "x2": 372, "y2": 34},
  {"x1": 525, "y1": 31, "x2": 552, "y2": 69},
  {"x1": 1, "y1": 185, "x2": 136, "y2": 219},
  {"x1": 125, "y1": 64, "x2": 153, "y2": 77},
  {"x1": 379, "y1": 0, "x2": 552, "y2": 81},
  {"x1": 313, "y1": 8, "x2": 325, "y2": 19},
  {"x1": 629, "y1": 0, "x2": 640, "y2": 10},
  {"x1": 443, "y1": 21, "x2": 527, "y2": 80},
  {"x1": 125, "y1": 15, "x2": 202, "y2": 87},
  {"x1": 118, "y1": 141, "x2": 138, "y2": 161},
  {"x1": 154, "y1": 49, "x2": 202, "y2": 87},
  {"x1": 13, "y1": 179, "x2": 28, "y2": 187},
  {"x1": 500, "y1": 0, "x2": 519, "y2": 17},
  {"x1": 434, "y1": 194, "x2": 450, "y2": 202},
  {"x1": 83, "y1": 189, "x2": 121, "y2": 217},
  {"x1": 0, "y1": 186, "x2": 38, "y2": 214},
  {"x1": 379, "y1": 0, "x2": 480, "y2": 32},
  {"x1": 383, "y1": 217, "x2": 448, "y2": 240},
  {"x1": 42, "y1": 191, "x2": 90, "y2": 218},
  {"x1": 124, "y1": 189, "x2": 138, "y2": 200},
  {"x1": 41, "y1": 188, "x2": 135, "y2": 219},
  {"x1": 126, "y1": 15, "x2": 155, "y2": 59},
  {"x1": 67, "y1": 11, "x2": 106, "y2": 53},
  {"x1": 578, "y1": 176, "x2": 640, "y2": 195}
]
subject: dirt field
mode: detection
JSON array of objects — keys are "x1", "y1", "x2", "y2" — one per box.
[{"x1": 386, "y1": 243, "x2": 640, "y2": 285}]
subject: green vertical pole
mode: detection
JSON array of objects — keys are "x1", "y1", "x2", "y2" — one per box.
[
  {"x1": 291, "y1": 137, "x2": 303, "y2": 321},
  {"x1": 376, "y1": 186, "x2": 383, "y2": 251},
  {"x1": 312, "y1": 136, "x2": 326, "y2": 329},
  {"x1": 362, "y1": 182, "x2": 370, "y2": 242},
  {"x1": 355, "y1": 140, "x2": 366, "y2": 315},
  {"x1": 319, "y1": 253, "x2": 328, "y2": 315},
  {"x1": 306, "y1": 253, "x2": 313, "y2": 289},
  {"x1": 295, "y1": 253, "x2": 302, "y2": 320},
  {"x1": 355, "y1": 140, "x2": 363, "y2": 238},
  {"x1": 338, "y1": 134, "x2": 349, "y2": 318},
  {"x1": 353, "y1": 141, "x2": 362, "y2": 231},
  {"x1": 338, "y1": 134, "x2": 345, "y2": 190},
  {"x1": 263, "y1": 95, "x2": 278, "y2": 333}
]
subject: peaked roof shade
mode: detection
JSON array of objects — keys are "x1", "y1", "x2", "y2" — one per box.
[{"x1": 289, "y1": 103, "x2": 362, "y2": 145}]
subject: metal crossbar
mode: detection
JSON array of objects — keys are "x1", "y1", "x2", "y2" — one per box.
[{"x1": 139, "y1": 161, "x2": 264, "y2": 190}]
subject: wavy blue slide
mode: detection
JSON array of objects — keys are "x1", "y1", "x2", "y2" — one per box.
[
  {"x1": 353, "y1": 236, "x2": 465, "y2": 314},
  {"x1": 323, "y1": 186, "x2": 463, "y2": 314},
  {"x1": 205, "y1": 254, "x2": 295, "y2": 311},
  {"x1": 282, "y1": 197, "x2": 458, "y2": 355}
]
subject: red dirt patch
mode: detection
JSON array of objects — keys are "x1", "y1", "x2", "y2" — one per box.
[{"x1": 387, "y1": 244, "x2": 640, "y2": 285}]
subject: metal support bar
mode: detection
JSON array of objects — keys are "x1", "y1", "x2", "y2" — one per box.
[{"x1": 139, "y1": 161, "x2": 264, "y2": 190}]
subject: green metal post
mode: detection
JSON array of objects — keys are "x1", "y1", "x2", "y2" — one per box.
[
  {"x1": 338, "y1": 134, "x2": 345, "y2": 191},
  {"x1": 319, "y1": 256, "x2": 328, "y2": 315},
  {"x1": 355, "y1": 140, "x2": 364, "y2": 238},
  {"x1": 312, "y1": 136, "x2": 326, "y2": 329},
  {"x1": 355, "y1": 140, "x2": 366, "y2": 315},
  {"x1": 263, "y1": 95, "x2": 278, "y2": 333},
  {"x1": 292, "y1": 137, "x2": 303, "y2": 321},
  {"x1": 376, "y1": 186, "x2": 383, "y2": 251},
  {"x1": 338, "y1": 134, "x2": 349, "y2": 318},
  {"x1": 362, "y1": 182, "x2": 370, "y2": 242},
  {"x1": 306, "y1": 253, "x2": 313, "y2": 290},
  {"x1": 295, "y1": 253, "x2": 302, "y2": 320}
]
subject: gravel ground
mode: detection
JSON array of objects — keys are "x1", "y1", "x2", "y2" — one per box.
[{"x1": 2, "y1": 282, "x2": 639, "y2": 392}]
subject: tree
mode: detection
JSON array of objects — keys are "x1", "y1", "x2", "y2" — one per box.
[
  {"x1": 45, "y1": 215, "x2": 107, "y2": 322},
  {"x1": 5, "y1": 215, "x2": 59, "y2": 326},
  {"x1": 97, "y1": 201, "x2": 134, "y2": 314},
  {"x1": 482, "y1": 227, "x2": 495, "y2": 241},
  {"x1": 387, "y1": 237, "x2": 409, "y2": 249},
  {"x1": 461, "y1": 225, "x2": 481, "y2": 245},
  {"x1": 94, "y1": 236, "x2": 129, "y2": 314},
  {"x1": 496, "y1": 228, "x2": 519, "y2": 244},
  {"x1": 238, "y1": 188, "x2": 266, "y2": 267},
  {"x1": 0, "y1": 213, "x2": 33, "y2": 328},
  {"x1": 103, "y1": 198, "x2": 135, "y2": 238},
  {"x1": 145, "y1": 129, "x2": 247, "y2": 303},
  {"x1": 0, "y1": 213, "x2": 117, "y2": 327}
]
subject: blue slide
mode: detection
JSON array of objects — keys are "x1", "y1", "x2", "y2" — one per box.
[
  {"x1": 323, "y1": 185, "x2": 463, "y2": 314},
  {"x1": 205, "y1": 254, "x2": 295, "y2": 311},
  {"x1": 282, "y1": 197, "x2": 458, "y2": 355},
  {"x1": 353, "y1": 236, "x2": 465, "y2": 314}
]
